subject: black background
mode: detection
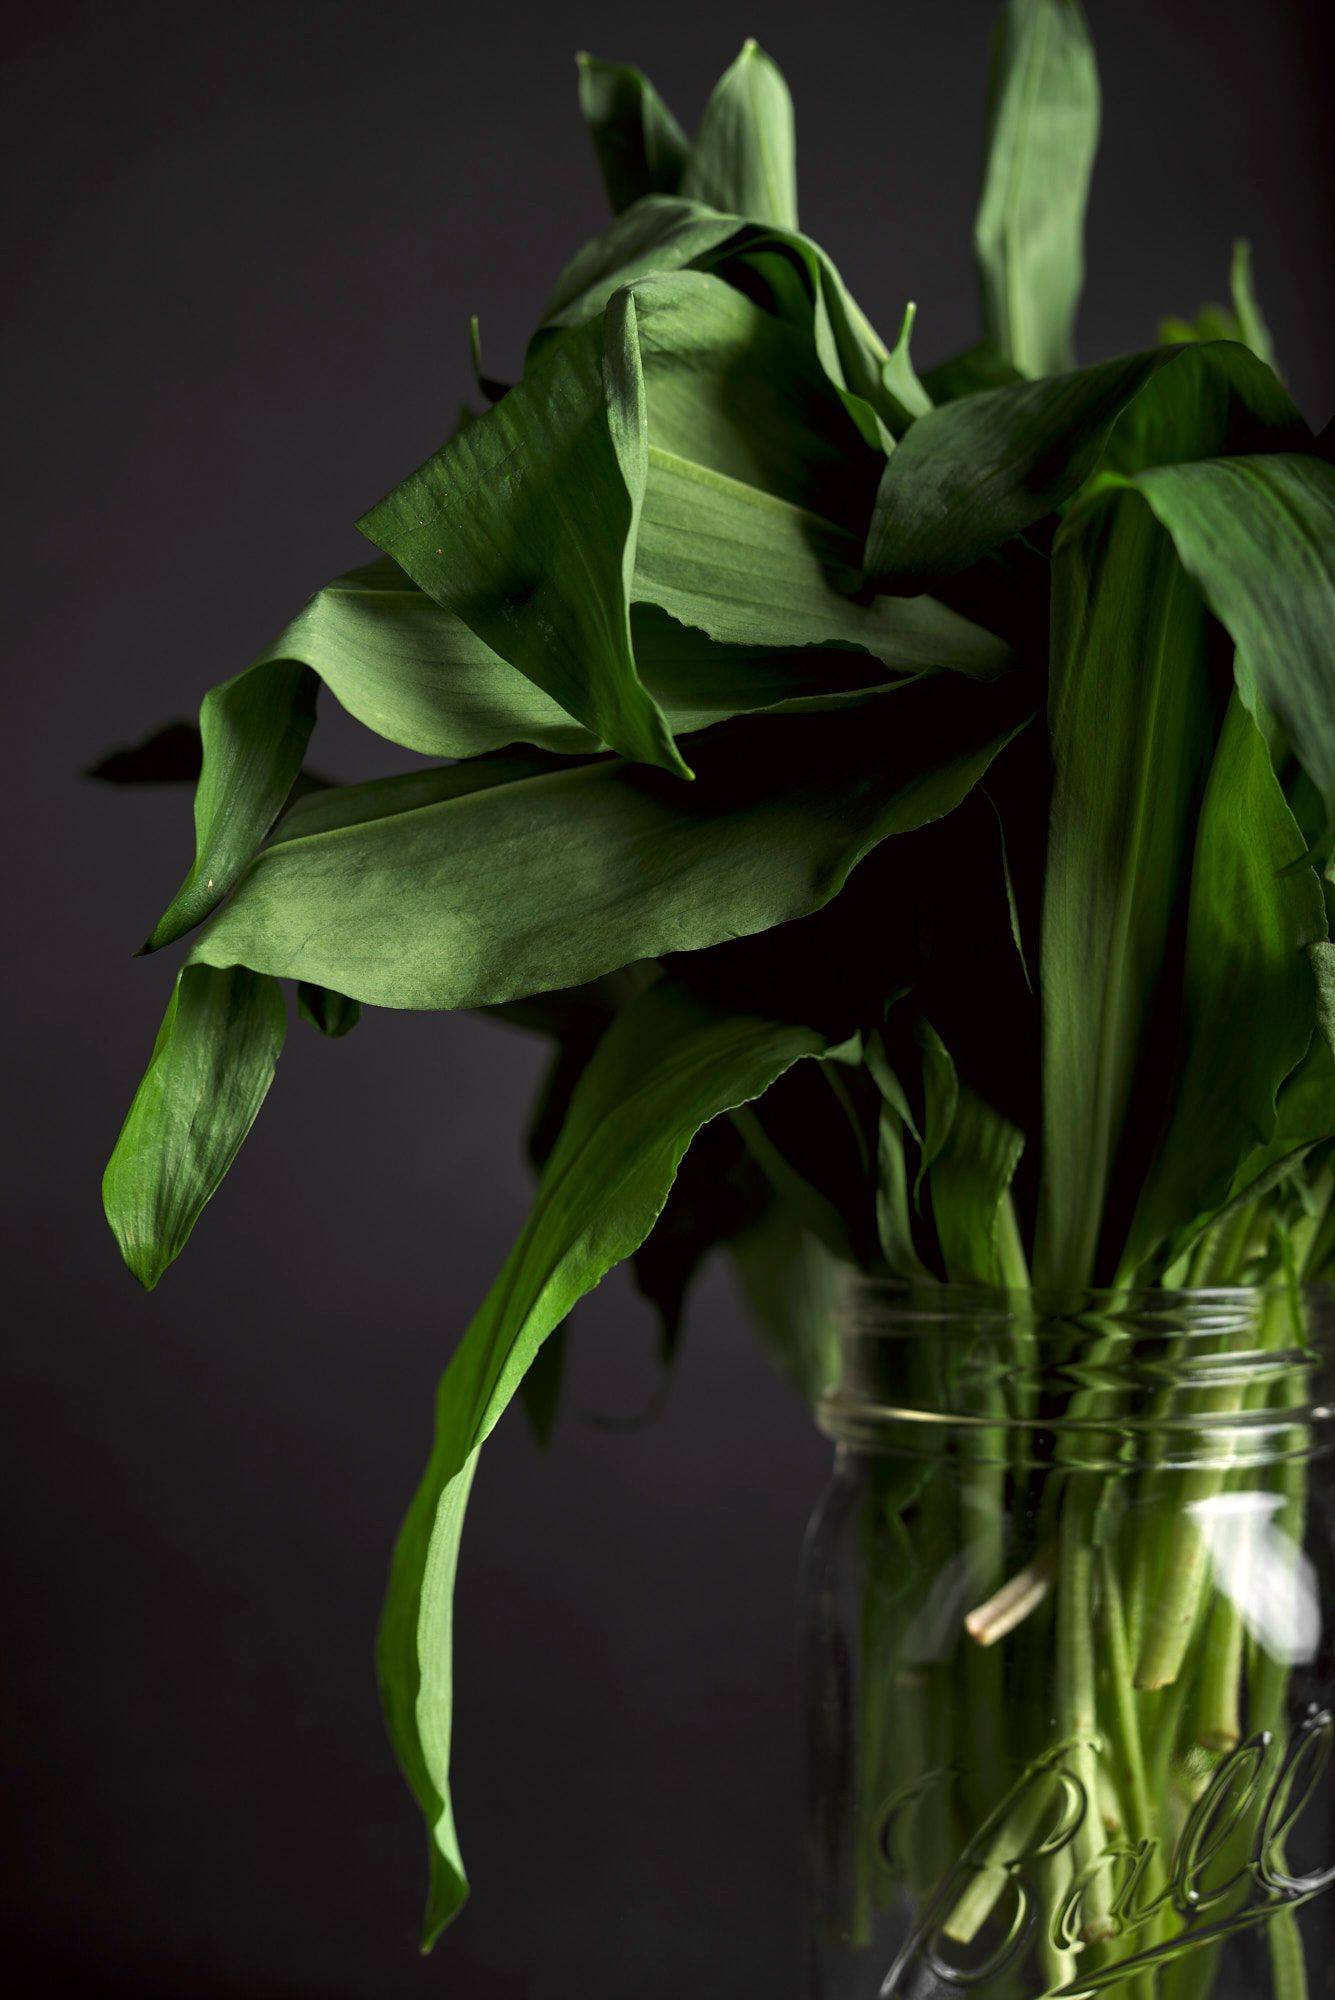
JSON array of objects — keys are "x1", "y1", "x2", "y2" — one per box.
[{"x1": 6, "y1": 2, "x2": 1332, "y2": 1993}]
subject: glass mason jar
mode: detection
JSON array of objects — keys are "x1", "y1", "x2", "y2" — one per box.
[{"x1": 800, "y1": 1285, "x2": 1335, "y2": 2000}]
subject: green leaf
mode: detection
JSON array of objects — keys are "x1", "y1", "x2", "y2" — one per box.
[
  {"x1": 542, "y1": 195, "x2": 740, "y2": 327},
  {"x1": 680, "y1": 40, "x2": 797, "y2": 230},
  {"x1": 576, "y1": 55, "x2": 688, "y2": 214},
  {"x1": 544, "y1": 196, "x2": 904, "y2": 448},
  {"x1": 920, "y1": 342, "x2": 1024, "y2": 405},
  {"x1": 882, "y1": 301, "x2": 932, "y2": 424},
  {"x1": 188, "y1": 679, "x2": 1024, "y2": 1011},
  {"x1": 729, "y1": 1206, "x2": 843, "y2": 1402},
  {"x1": 296, "y1": 981, "x2": 361, "y2": 1037},
  {"x1": 1034, "y1": 493, "x2": 1226, "y2": 1289},
  {"x1": 638, "y1": 445, "x2": 1010, "y2": 670},
  {"x1": 1117, "y1": 695, "x2": 1325, "y2": 1277},
  {"x1": 376, "y1": 978, "x2": 832, "y2": 1943},
  {"x1": 103, "y1": 965, "x2": 285, "y2": 1289},
  {"x1": 630, "y1": 1118, "x2": 770, "y2": 1358},
  {"x1": 929, "y1": 1084, "x2": 1026, "y2": 1285},
  {"x1": 145, "y1": 661, "x2": 318, "y2": 951},
  {"x1": 1230, "y1": 240, "x2": 1278, "y2": 374},
  {"x1": 864, "y1": 340, "x2": 1306, "y2": 592},
  {"x1": 733, "y1": 1057, "x2": 873, "y2": 1266},
  {"x1": 1158, "y1": 242, "x2": 1278, "y2": 375},
  {"x1": 1091, "y1": 454, "x2": 1335, "y2": 831},
  {"x1": 360, "y1": 290, "x2": 690, "y2": 780},
  {"x1": 1314, "y1": 941, "x2": 1335, "y2": 1059},
  {"x1": 630, "y1": 268, "x2": 877, "y2": 529},
  {"x1": 974, "y1": 0, "x2": 1100, "y2": 378}
]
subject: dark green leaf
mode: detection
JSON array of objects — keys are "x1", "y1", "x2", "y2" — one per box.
[
  {"x1": 1092, "y1": 454, "x2": 1335, "y2": 830},
  {"x1": 360, "y1": 291, "x2": 690, "y2": 779},
  {"x1": 188, "y1": 679, "x2": 1023, "y2": 1010},
  {"x1": 865, "y1": 339, "x2": 1306, "y2": 593},
  {"x1": 974, "y1": 0, "x2": 1100, "y2": 378},
  {"x1": 103, "y1": 966, "x2": 285, "y2": 1289},
  {"x1": 630, "y1": 1119, "x2": 771, "y2": 1358},
  {"x1": 145, "y1": 661, "x2": 318, "y2": 950},
  {"x1": 542, "y1": 195, "x2": 740, "y2": 327},
  {"x1": 929, "y1": 1085, "x2": 1027, "y2": 1285},
  {"x1": 920, "y1": 342, "x2": 1024, "y2": 405},
  {"x1": 1034, "y1": 494, "x2": 1226, "y2": 1288},
  {"x1": 1117, "y1": 695, "x2": 1325, "y2": 1277},
  {"x1": 576, "y1": 54, "x2": 688, "y2": 214},
  {"x1": 729, "y1": 1206, "x2": 843, "y2": 1402},
  {"x1": 296, "y1": 981, "x2": 361, "y2": 1037},
  {"x1": 376, "y1": 978, "x2": 832, "y2": 1943}
]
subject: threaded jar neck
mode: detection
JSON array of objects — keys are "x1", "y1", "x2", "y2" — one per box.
[{"x1": 815, "y1": 1281, "x2": 1335, "y2": 1471}]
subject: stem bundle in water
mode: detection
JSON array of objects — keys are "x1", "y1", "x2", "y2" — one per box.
[{"x1": 806, "y1": 1283, "x2": 1335, "y2": 2000}]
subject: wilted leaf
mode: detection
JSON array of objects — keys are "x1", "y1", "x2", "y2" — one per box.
[
  {"x1": 103, "y1": 965, "x2": 285, "y2": 1289},
  {"x1": 188, "y1": 680, "x2": 1023, "y2": 1010},
  {"x1": 376, "y1": 979, "x2": 833, "y2": 1943}
]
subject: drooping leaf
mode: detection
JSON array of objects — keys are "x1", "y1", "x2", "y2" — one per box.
[
  {"x1": 296, "y1": 981, "x2": 361, "y2": 1038},
  {"x1": 680, "y1": 40, "x2": 797, "y2": 230},
  {"x1": 576, "y1": 54, "x2": 688, "y2": 214},
  {"x1": 629, "y1": 1118, "x2": 771, "y2": 1358},
  {"x1": 1091, "y1": 454, "x2": 1335, "y2": 830},
  {"x1": 376, "y1": 978, "x2": 833, "y2": 1943},
  {"x1": 188, "y1": 679, "x2": 1024, "y2": 1011},
  {"x1": 973, "y1": 0, "x2": 1100, "y2": 379},
  {"x1": 1116, "y1": 695, "x2": 1325, "y2": 1278},
  {"x1": 145, "y1": 662, "x2": 319, "y2": 950},
  {"x1": 864, "y1": 340, "x2": 1306, "y2": 592},
  {"x1": 733, "y1": 1057, "x2": 874, "y2": 1266},
  {"x1": 103, "y1": 965, "x2": 286, "y2": 1289},
  {"x1": 360, "y1": 291, "x2": 690, "y2": 779},
  {"x1": 729, "y1": 1205, "x2": 844, "y2": 1402}
]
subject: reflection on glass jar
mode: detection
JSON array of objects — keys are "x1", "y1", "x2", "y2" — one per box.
[{"x1": 801, "y1": 1285, "x2": 1335, "y2": 1999}]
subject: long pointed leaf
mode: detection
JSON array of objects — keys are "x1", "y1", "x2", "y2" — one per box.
[
  {"x1": 377, "y1": 979, "x2": 832, "y2": 1943},
  {"x1": 103, "y1": 965, "x2": 286, "y2": 1288},
  {"x1": 974, "y1": 0, "x2": 1100, "y2": 378},
  {"x1": 1118, "y1": 694, "x2": 1325, "y2": 1277},
  {"x1": 680, "y1": 40, "x2": 797, "y2": 229},
  {"x1": 1035, "y1": 495, "x2": 1225, "y2": 1288},
  {"x1": 865, "y1": 340, "x2": 1306, "y2": 591},
  {"x1": 188, "y1": 682, "x2": 1024, "y2": 1010},
  {"x1": 576, "y1": 54, "x2": 688, "y2": 213},
  {"x1": 1093, "y1": 454, "x2": 1335, "y2": 829}
]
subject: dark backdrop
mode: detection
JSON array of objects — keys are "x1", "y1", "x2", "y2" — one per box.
[{"x1": 6, "y1": 2, "x2": 1332, "y2": 1993}]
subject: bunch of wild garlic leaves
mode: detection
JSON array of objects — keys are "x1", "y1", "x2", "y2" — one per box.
[{"x1": 102, "y1": 0, "x2": 1335, "y2": 1952}]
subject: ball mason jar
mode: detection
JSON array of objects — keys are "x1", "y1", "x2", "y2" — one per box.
[{"x1": 800, "y1": 1285, "x2": 1335, "y2": 2000}]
